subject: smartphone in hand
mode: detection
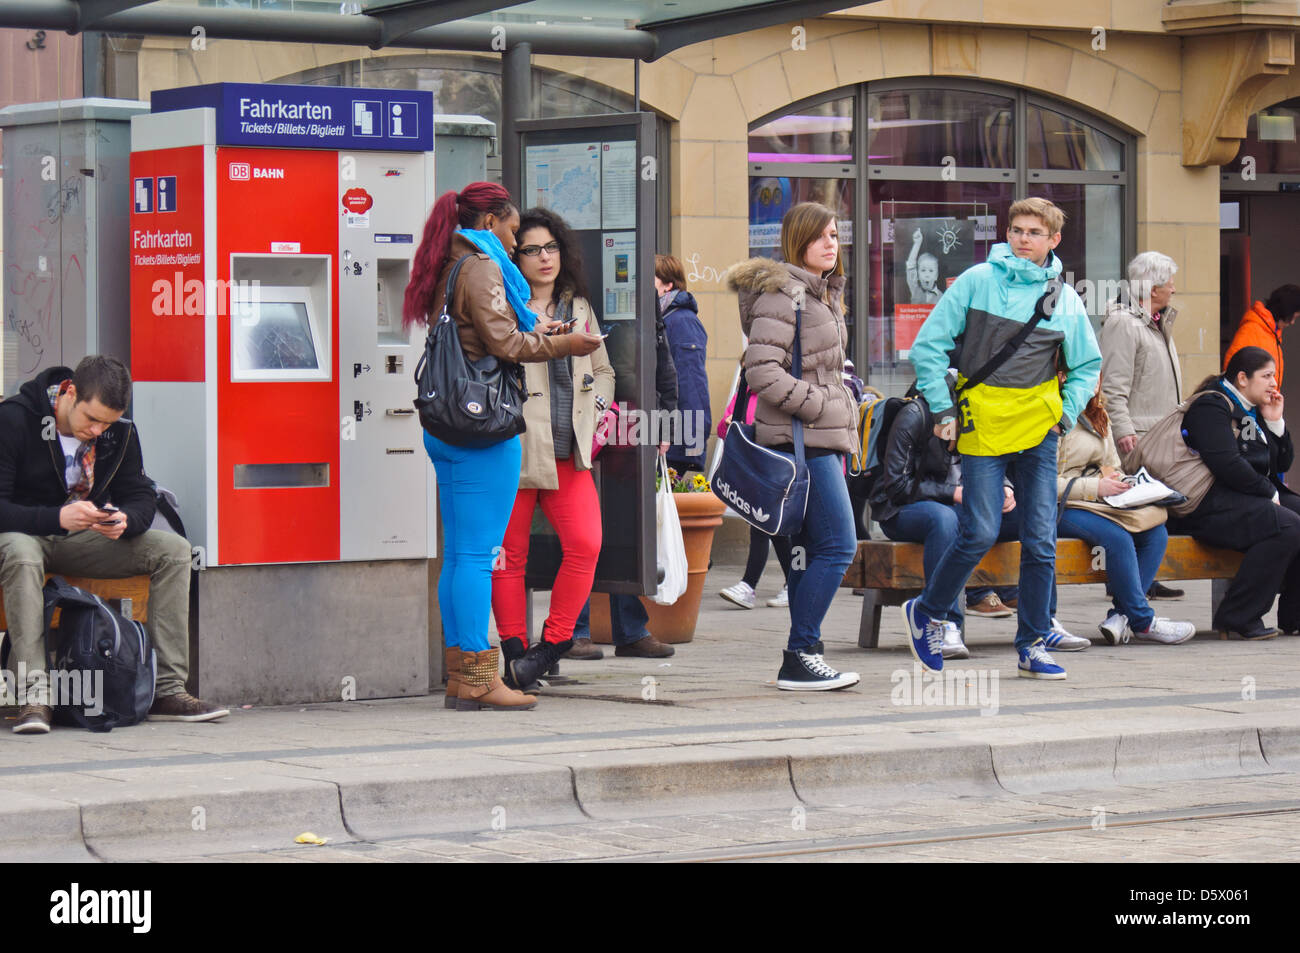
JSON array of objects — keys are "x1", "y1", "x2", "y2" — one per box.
[{"x1": 97, "y1": 503, "x2": 120, "y2": 525}]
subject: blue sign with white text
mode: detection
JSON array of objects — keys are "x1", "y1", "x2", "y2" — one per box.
[{"x1": 151, "y1": 83, "x2": 434, "y2": 152}]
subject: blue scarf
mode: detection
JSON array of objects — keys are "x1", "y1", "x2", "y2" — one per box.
[
  {"x1": 1219, "y1": 378, "x2": 1260, "y2": 423},
  {"x1": 457, "y1": 228, "x2": 537, "y2": 331}
]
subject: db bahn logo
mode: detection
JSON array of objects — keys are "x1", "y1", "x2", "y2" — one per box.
[{"x1": 229, "y1": 162, "x2": 251, "y2": 180}]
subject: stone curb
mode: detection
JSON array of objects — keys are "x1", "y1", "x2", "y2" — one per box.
[{"x1": 4, "y1": 723, "x2": 1299, "y2": 859}]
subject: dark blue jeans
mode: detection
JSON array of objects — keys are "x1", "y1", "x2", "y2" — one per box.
[
  {"x1": 880, "y1": 501, "x2": 965, "y2": 628},
  {"x1": 787, "y1": 453, "x2": 857, "y2": 651},
  {"x1": 573, "y1": 594, "x2": 649, "y2": 646},
  {"x1": 918, "y1": 432, "x2": 1060, "y2": 651},
  {"x1": 1058, "y1": 509, "x2": 1166, "y2": 632}
]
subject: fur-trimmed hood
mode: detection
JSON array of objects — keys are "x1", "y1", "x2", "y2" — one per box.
[{"x1": 725, "y1": 257, "x2": 843, "y2": 337}]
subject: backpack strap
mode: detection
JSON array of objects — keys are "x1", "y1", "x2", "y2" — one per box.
[{"x1": 958, "y1": 277, "x2": 1062, "y2": 395}]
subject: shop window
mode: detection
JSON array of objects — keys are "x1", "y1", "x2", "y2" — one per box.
[
  {"x1": 748, "y1": 97, "x2": 853, "y2": 164},
  {"x1": 750, "y1": 82, "x2": 1134, "y2": 390},
  {"x1": 1027, "y1": 105, "x2": 1123, "y2": 172},
  {"x1": 867, "y1": 88, "x2": 1013, "y2": 168},
  {"x1": 1227, "y1": 101, "x2": 1300, "y2": 176}
]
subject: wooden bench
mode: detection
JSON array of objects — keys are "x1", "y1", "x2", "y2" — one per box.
[
  {"x1": 842, "y1": 536, "x2": 1243, "y2": 648},
  {"x1": 0, "y1": 575, "x2": 151, "y2": 629}
]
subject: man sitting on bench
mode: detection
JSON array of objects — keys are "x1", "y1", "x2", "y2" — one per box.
[{"x1": 0, "y1": 356, "x2": 228, "y2": 733}]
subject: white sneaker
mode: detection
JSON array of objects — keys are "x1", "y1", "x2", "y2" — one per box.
[
  {"x1": 766, "y1": 586, "x2": 788, "y2": 608},
  {"x1": 1043, "y1": 617, "x2": 1091, "y2": 652},
  {"x1": 1099, "y1": 611, "x2": 1131, "y2": 645},
  {"x1": 1133, "y1": 617, "x2": 1196, "y2": 644},
  {"x1": 940, "y1": 621, "x2": 969, "y2": 660},
  {"x1": 719, "y1": 581, "x2": 756, "y2": 609}
]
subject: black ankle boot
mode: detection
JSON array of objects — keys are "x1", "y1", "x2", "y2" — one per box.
[
  {"x1": 500, "y1": 638, "x2": 540, "y2": 694},
  {"x1": 509, "y1": 638, "x2": 572, "y2": 691}
]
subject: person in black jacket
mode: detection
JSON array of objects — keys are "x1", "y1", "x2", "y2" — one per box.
[
  {"x1": 0, "y1": 356, "x2": 228, "y2": 733},
  {"x1": 656, "y1": 255, "x2": 710, "y2": 472},
  {"x1": 1172, "y1": 346, "x2": 1299, "y2": 638}
]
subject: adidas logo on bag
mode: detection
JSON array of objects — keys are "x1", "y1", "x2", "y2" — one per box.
[{"x1": 715, "y1": 478, "x2": 770, "y2": 523}]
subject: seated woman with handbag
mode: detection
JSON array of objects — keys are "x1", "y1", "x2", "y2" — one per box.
[
  {"x1": 1057, "y1": 380, "x2": 1196, "y2": 645},
  {"x1": 403, "y1": 182, "x2": 604, "y2": 712},
  {"x1": 1172, "y1": 346, "x2": 1300, "y2": 639},
  {"x1": 490, "y1": 207, "x2": 616, "y2": 690}
]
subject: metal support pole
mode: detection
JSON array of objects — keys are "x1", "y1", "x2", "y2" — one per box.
[
  {"x1": 82, "y1": 30, "x2": 104, "y2": 97},
  {"x1": 634, "y1": 58, "x2": 640, "y2": 112},
  {"x1": 500, "y1": 41, "x2": 531, "y2": 201}
]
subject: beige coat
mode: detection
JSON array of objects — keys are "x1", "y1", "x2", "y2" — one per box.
[
  {"x1": 517, "y1": 296, "x2": 615, "y2": 490},
  {"x1": 1057, "y1": 416, "x2": 1167, "y2": 532},
  {"x1": 724, "y1": 258, "x2": 858, "y2": 456},
  {"x1": 1098, "y1": 298, "x2": 1183, "y2": 455}
]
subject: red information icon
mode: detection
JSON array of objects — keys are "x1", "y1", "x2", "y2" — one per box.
[{"x1": 341, "y1": 187, "x2": 374, "y2": 214}]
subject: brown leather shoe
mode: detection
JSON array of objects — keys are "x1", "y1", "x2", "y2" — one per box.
[
  {"x1": 966, "y1": 593, "x2": 1014, "y2": 618},
  {"x1": 444, "y1": 646, "x2": 462, "y2": 709},
  {"x1": 614, "y1": 635, "x2": 675, "y2": 658},
  {"x1": 457, "y1": 648, "x2": 537, "y2": 711},
  {"x1": 563, "y1": 637, "x2": 604, "y2": 660},
  {"x1": 148, "y1": 693, "x2": 230, "y2": 722},
  {"x1": 12, "y1": 704, "x2": 51, "y2": 734}
]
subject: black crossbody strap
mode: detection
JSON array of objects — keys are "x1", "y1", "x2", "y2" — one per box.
[{"x1": 958, "y1": 276, "x2": 1062, "y2": 395}]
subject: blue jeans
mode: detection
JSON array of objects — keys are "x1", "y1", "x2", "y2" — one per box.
[
  {"x1": 787, "y1": 453, "x2": 857, "y2": 651},
  {"x1": 573, "y1": 594, "x2": 649, "y2": 646},
  {"x1": 1059, "y1": 509, "x2": 1166, "y2": 633},
  {"x1": 918, "y1": 432, "x2": 1059, "y2": 651},
  {"x1": 424, "y1": 431, "x2": 521, "y2": 653},
  {"x1": 880, "y1": 501, "x2": 965, "y2": 629}
]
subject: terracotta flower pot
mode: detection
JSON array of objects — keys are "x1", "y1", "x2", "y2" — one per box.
[{"x1": 589, "y1": 491, "x2": 725, "y2": 644}]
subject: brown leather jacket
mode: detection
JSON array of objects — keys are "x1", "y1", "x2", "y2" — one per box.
[{"x1": 429, "y1": 233, "x2": 575, "y2": 364}]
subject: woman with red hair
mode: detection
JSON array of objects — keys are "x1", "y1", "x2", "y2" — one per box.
[{"x1": 405, "y1": 182, "x2": 603, "y2": 711}]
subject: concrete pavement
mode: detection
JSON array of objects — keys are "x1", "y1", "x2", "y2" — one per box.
[{"x1": 2, "y1": 563, "x2": 1299, "y2": 861}]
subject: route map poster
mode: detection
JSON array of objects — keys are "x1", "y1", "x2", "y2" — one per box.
[{"x1": 524, "y1": 142, "x2": 602, "y2": 230}]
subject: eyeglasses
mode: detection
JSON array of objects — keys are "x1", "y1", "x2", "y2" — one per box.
[
  {"x1": 517, "y1": 241, "x2": 560, "y2": 257},
  {"x1": 1008, "y1": 227, "x2": 1051, "y2": 240}
]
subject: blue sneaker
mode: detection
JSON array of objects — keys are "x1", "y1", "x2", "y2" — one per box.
[
  {"x1": 1017, "y1": 641, "x2": 1067, "y2": 680},
  {"x1": 901, "y1": 598, "x2": 944, "y2": 672}
]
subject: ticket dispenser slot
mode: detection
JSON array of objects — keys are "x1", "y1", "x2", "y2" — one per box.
[{"x1": 376, "y1": 258, "x2": 409, "y2": 347}]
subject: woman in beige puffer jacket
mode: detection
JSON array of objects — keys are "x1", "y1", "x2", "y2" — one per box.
[{"x1": 722, "y1": 201, "x2": 861, "y2": 693}]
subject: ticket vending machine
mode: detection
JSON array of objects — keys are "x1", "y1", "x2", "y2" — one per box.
[{"x1": 129, "y1": 83, "x2": 435, "y2": 567}]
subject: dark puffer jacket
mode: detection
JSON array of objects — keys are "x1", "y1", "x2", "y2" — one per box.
[
  {"x1": 725, "y1": 258, "x2": 858, "y2": 455},
  {"x1": 868, "y1": 397, "x2": 960, "y2": 525},
  {"x1": 662, "y1": 289, "x2": 710, "y2": 470}
]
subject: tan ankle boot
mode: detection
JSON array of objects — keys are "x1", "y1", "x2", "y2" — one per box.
[
  {"x1": 444, "y1": 647, "x2": 462, "y2": 710},
  {"x1": 457, "y1": 648, "x2": 537, "y2": 711}
]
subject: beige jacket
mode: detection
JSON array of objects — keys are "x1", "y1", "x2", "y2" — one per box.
[
  {"x1": 1098, "y1": 298, "x2": 1183, "y2": 448},
  {"x1": 1057, "y1": 416, "x2": 1167, "y2": 531},
  {"x1": 725, "y1": 258, "x2": 858, "y2": 456},
  {"x1": 518, "y1": 296, "x2": 615, "y2": 490}
]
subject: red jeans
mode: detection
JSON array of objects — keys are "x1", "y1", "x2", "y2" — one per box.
[{"x1": 491, "y1": 457, "x2": 602, "y2": 644}]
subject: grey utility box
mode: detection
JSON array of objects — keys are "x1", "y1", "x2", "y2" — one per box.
[
  {"x1": 433, "y1": 114, "x2": 496, "y2": 196},
  {"x1": 1, "y1": 98, "x2": 149, "y2": 394}
]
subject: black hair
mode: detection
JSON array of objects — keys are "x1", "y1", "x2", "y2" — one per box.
[
  {"x1": 1195, "y1": 345, "x2": 1277, "y2": 394},
  {"x1": 71, "y1": 355, "x2": 132, "y2": 412},
  {"x1": 514, "y1": 207, "x2": 588, "y2": 302},
  {"x1": 1265, "y1": 284, "x2": 1300, "y2": 326}
]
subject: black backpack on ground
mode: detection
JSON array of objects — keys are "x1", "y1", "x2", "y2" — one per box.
[{"x1": 42, "y1": 577, "x2": 156, "y2": 732}]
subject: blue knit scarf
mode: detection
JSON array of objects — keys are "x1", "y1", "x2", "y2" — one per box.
[{"x1": 457, "y1": 228, "x2": 537, "y2": 331}]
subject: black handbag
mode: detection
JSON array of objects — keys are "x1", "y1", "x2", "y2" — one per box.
[
  {"x1": 413, "y1": 255, "x2": 528, "y2": 447},
  {"x1": 711, "y1": 306, "x2": 810, "y2": 536}
]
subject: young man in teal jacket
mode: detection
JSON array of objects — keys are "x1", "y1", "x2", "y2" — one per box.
[{"x1": 902, "y1": 198, "x2": 1101, "y2": 679}]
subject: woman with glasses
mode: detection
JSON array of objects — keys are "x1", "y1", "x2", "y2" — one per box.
[
  {"x1": 491, "y1": 207, "x2": 617, "y2": 690},
  {"x1": 404, "y1": 183, "x2": 603, "y2": 712}
]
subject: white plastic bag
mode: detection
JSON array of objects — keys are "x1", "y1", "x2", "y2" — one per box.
[{"x1": 653, "y1": 456, "x2": 689, "y2": 606}]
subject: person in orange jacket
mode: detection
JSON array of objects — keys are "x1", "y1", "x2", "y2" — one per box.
[{"x1": 1225, "y1": 285, "x2": 1300, "y2": 384}]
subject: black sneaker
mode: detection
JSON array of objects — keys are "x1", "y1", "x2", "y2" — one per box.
[
  {"x1": 509, "y1": 638, "x2": 572, "y2": 690},
  {"x1": 776, "y1": 647, "x2": 859, "y2": 692},
  {"x1": 1147, "y1": 581, "x2": 1185, "y2": 600}
]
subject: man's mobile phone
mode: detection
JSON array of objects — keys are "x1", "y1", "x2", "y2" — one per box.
[{"x1": 97, "y1": 503, "x2": 120, "y2": 525}]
